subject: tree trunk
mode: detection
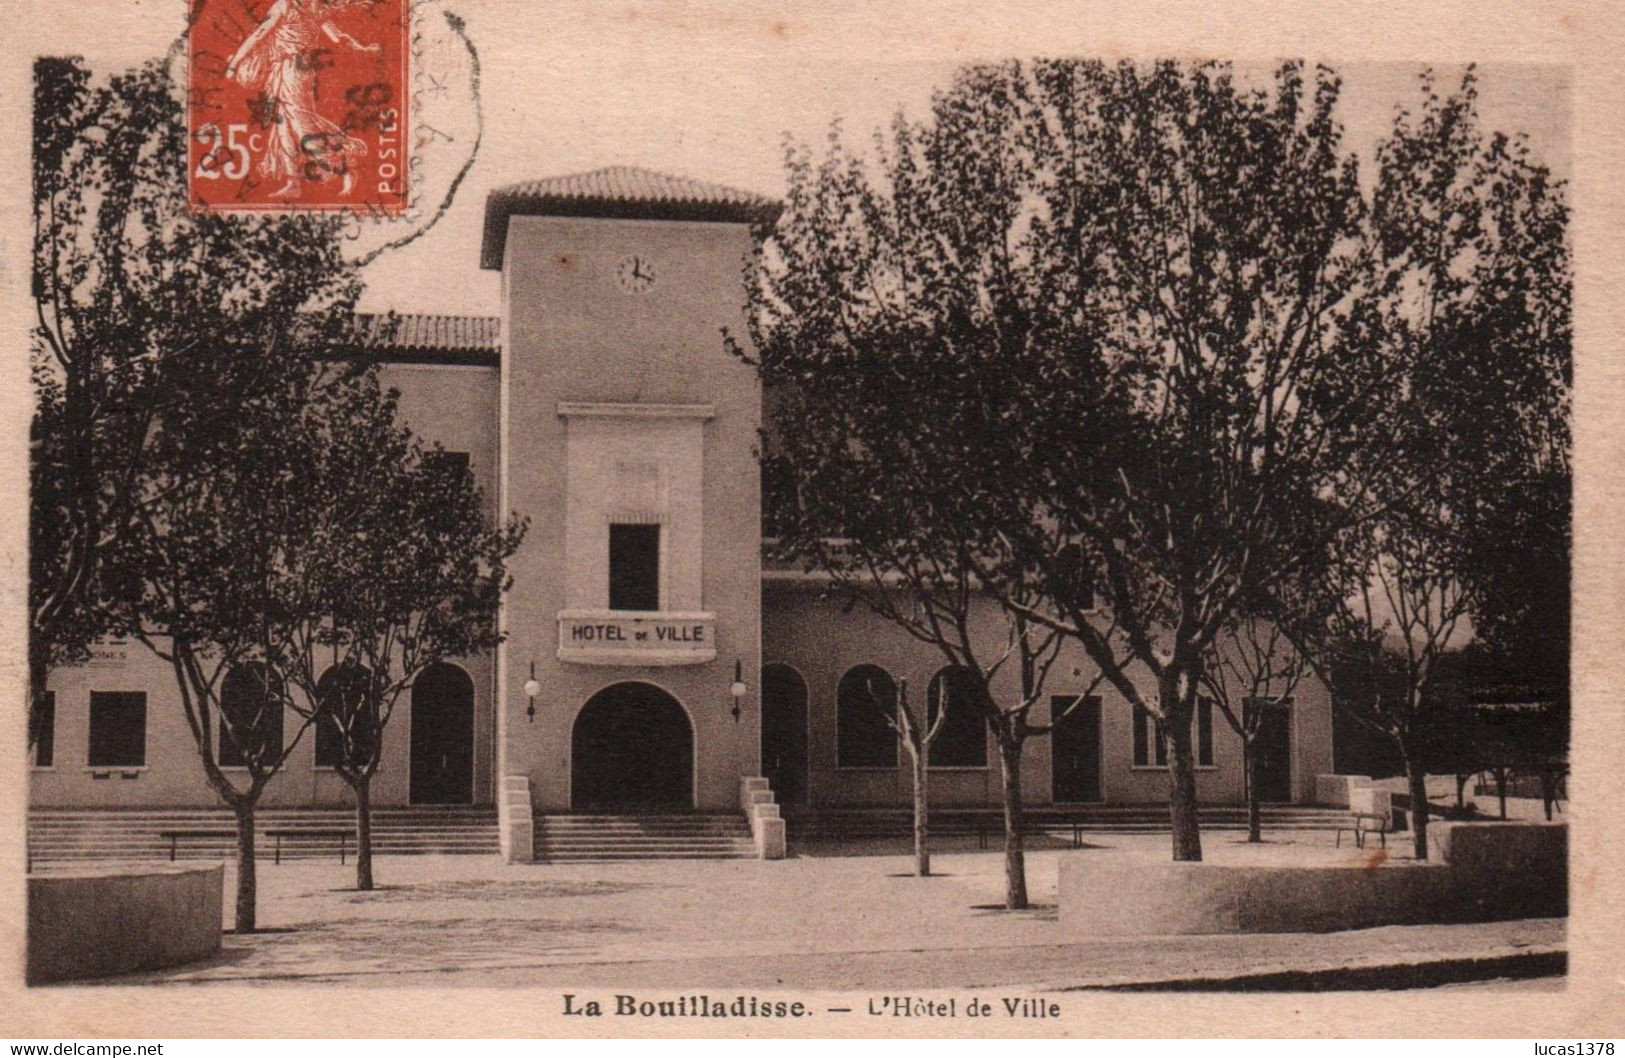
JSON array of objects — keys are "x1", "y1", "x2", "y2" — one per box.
[
  {"x1": 1406, "y1": 760, "x2": 1430, "y2": 861},
  {"x1": 910, "y1": 740, "x2": 930, "y2": 877},
  {"x1": 1244, "y1": 741, "x2": 1262, "y2": 843},
  {"x1": 1495, "y1": 769, "x2": 1508, "y2": 820},
  {"x1": 1166, "y1": 716, "x2": 1203, "y2": 861},
  {"x1": 354, "y1": 775, "x2": 375, "y2": 891},
  {"x1": 1539, "y1": 770, "x2": 1557, "y2": 821},
  {"x1": 1161, "y1": 669, "x2": 1202, "y2": 861},
  {"x1": 998, "y1": 738, "x2": 1027, "y2": 909},
  {"x1": 232, "y1": 801, "x2": 257, "y2": 933}
]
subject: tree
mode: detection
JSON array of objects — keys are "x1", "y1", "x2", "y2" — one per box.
[
  {"x1": 30, "y1": 55, "x2": 362, "y2": 745},
  {"x1": 1312, "y1": 525, "x2": 1474, "y2": 859},
  {"x1": 744, "y1": 101, "x2": 1106, "y2": 903},
  {"x1": 849, "y1": 675, "x2": 947, "y2": 877},
  {"x1": 1285, "y1": 69, "x2": 1570, "y2": 860},
  {"x1": 31, "y1": 56, "x2": 149, "y2": 728},
  {"x1": 1200, "y1": 611, "x2": 1312, "y2": 842},
  {"x1": 759, "y1": 414, "x2": 1077, "y2": 905},
  {"x1": 277, "y1": 384, "x2": 525, "y2": 890},
  {"x1": 748, "y1": 59, "x2": 1401, "y2": 871},
  {"x1": 35, "y1": 53, "x2": 374, "y2": 928},
  {"x1": 114, "y1": 355, "x2": 380, "y2": 930},
  {"x1": 960, "y1": 59, "x2": 1389, "y2": 862},
  {"x1": 29, "y1": 362, "x2": 118, "y2": 748},
  {"x1": 748, "y1": 59, "x2": 1565, "y2": 874}
]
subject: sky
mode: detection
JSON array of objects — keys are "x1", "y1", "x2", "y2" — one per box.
[{"x1": 26, "y1": 0, "x2": 1571, "y2": 319}]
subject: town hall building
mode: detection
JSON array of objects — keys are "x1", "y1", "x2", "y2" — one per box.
[{"x1": 29, "y1": 167, "x2": 1335, "y2": 861}]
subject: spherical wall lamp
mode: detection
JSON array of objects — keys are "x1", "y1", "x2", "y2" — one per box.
[
  {"x1": 524, "y1": 661, "x2": 541, "y2": 723},
  {"x1": 729, "y1": 659, "x2": 749, "y2": 724}
]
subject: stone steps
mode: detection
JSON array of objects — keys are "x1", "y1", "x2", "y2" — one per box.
[
  {"x1": 535, "y1": 813, "x2": 755, "y2": 862},
  {"x1": 27, "y1": 807, "x2": 499, "y2": 864},
  {"x1": 786, "y1": 805, "x2": 1353, "y2": 840}
]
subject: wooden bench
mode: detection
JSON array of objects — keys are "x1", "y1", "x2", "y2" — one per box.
[
  {"x1": 265, "y1": 828, "x2": 351, "y2": 865},
  {"x1": 158, "y1": 829, "x2": 238, "y2": 861},
  {"x1": 1335, "y1": 811, "x2": 1389, "y2": 849}
]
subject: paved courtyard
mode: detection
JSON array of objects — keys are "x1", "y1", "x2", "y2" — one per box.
[{"x1": 92, "y1": 831, "x2": 1564, "y2": 989}]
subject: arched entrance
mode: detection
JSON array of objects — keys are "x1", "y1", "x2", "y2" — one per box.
[
  {"x1": 571, "y1": 682, "x2": 693, "y2": 811},
  {"x1": 761, "y1": 664, "x2": 808, "y2": 805},
  {"x1": 410, "y1": 663, "x2": 475, "y2": 805}
]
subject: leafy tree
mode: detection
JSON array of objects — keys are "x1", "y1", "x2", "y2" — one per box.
[
  {"x1": 1286, "y1": 69, "x2": 1570, "y2": 860},
  {"x1": 35, "y1": 54, "x2": 374, "y2": 927},
  {"x1": 750, "y1": 59, "x2": 1565, "y2": 870},
  {"x1": 30, "y1": 55, "x2": 361, "y2": 747},
  {"x1": 277, "y1": 383, "x2": 525, "y2": 890},
  {"x1": 995, "y1": 59, "x2": 1417, "y2": 863},
  {"x1": 751, "y1": 58, "x2": 1410, "y2": 868},
  {"x1": 744, "y1": 97, "x2": 1109, "y2": 903},
  {"x1": 114, "y1": 357, "x2": 391, "y2": 932}
]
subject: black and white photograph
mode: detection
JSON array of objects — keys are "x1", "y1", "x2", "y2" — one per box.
[{"x1": 5, "y1": 0, "x2": 1624, "y2": 1042}]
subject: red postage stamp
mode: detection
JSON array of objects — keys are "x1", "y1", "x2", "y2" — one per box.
[{"x1": 187, "y1": 0, "x2": 410, "y2": 213}]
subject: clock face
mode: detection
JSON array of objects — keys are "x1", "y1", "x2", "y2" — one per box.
[{"x1": 616, "y1": 254, "x2": 657, "y2": 293}]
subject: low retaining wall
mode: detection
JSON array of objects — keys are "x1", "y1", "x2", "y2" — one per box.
[
  {"x1": 28, "y1": 864, "x2": 223, "y2": 983},
  {"x1": 1431, "y1": 820, "x2": 1567, "y2": 921},
  {"x1": 1060, "y1": 822, "x2": 1566, "y2": 936}
]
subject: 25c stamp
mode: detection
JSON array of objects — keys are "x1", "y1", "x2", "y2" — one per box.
[{"x1": 187, "y1": 0, "x2": 409, "y2": 213}]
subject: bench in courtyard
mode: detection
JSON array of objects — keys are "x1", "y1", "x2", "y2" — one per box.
[
  {"x1": 265, "y1": 828, "x2": 351, "y2": 865},
  {"x1": 1334, "y1": 811, "x2": 1390, "y2": 849},
  {"x1": 157, "y1": 829, "x2": 239, "y2": 861}
]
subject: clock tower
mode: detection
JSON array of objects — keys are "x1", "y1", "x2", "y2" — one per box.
[{"x1": 480, "y1": 167, "x2": 780, "y2": 856}]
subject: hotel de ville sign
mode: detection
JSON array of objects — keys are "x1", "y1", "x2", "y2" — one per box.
[{"x1": 557, "y1": 610, "x2": 719, "y2": 666}]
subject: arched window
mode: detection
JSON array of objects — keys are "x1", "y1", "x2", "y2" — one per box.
[
  {"x1": 836, "y1": 664, "x2": 898, "y2": 768},
  {"x1": 927, "y1": 666, "x2": 987, "y2": 768},
  {"x1": 219, "y1": 663, "x2": 284, "y2": 768},
  {"x1": 314, "y1": 663, "x2": 373, "y2": 769}
]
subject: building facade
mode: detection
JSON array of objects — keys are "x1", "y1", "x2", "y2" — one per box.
[{"x1": 30, "y1": 167, "x2": 1335, "y2": 838}]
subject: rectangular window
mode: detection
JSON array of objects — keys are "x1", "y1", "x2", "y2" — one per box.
[
  {"x1": 1135, "y1": 703, "x2": 1213, "y2": 767},
  {"x1": 88, "y1": 691, "x2": 146, "y2": 768},
  {"x1": 1197, "y1": 696, "x2": 1214, "y2": 767},
  {"x1": 32, "y1": 691, "x2": 55, "y2": 768},
  {"x1": 609, "y1": 523, "x2": 661, "y2": 611},
  {"x1": 1134, "y1": 705, "x2": 1167, "y2": 767},
  {"x1": 926, "y1": 668, "x2": 987, "y2": 768}
]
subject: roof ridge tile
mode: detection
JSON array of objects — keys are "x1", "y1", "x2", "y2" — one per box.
[{"x1": 481, "y1": 165, "x2": 781, "y2": 269}]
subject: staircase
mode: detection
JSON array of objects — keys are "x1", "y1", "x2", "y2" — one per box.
[
  {"x1": 786, "y1": 804, "x2": 1351, "y2": 842},
  {"x1": 534, "y1": 814, "x2": 756, "y2": 862},
  {"x1": 27, "y1": 806, "x2": 499, "y2": 865}
]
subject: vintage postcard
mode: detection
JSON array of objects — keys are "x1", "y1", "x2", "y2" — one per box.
[{"x1": 2, "y1": 0, "x2": 1624, "y2": 1041}]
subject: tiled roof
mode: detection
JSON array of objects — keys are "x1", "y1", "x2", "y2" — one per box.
[
  {"x1": 481, "y1": 165, "x2": 782, "y2": 269},
  {"x1": 362, "y1": 313, "x2": 500, "y2": 351},
  {"x1": 324, "y1": 313, "x2": 501, "y2": 366}
]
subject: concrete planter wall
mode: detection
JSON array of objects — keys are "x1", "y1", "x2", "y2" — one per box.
[
  {"x1": 1430, "y1": 820, "x2": 1568, "y2": 921},
  {"x1": 28, "y1": 864, "x2": 222, "y2": 983},
  {"x1": 1060, "y1": 822, "x2": 1566, "y2": 936}
]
